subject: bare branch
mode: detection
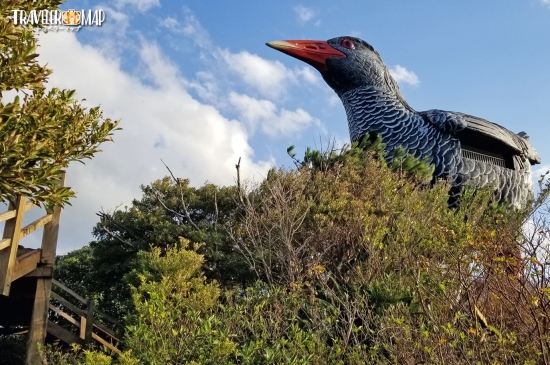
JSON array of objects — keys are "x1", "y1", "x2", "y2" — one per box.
[
  {"x1": 213, "y1": 188, "x2": 218, "y2": 231},
  {"x1": 160, "y1": 159, "x2": 201, "y2": 232},
  {"x1": 235, "y1": 157, "x2": 244, "y2": 206},
  {"x1": 98, "y1": 225, "x2": 135, "y2": 249},
  {"x1": 96, "y1": 207, "x2": 144, "y2": 245}
]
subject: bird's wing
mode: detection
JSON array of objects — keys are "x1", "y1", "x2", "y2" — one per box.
[
  {"x1": 419, "y1": 110, "x2": 467, "y2": 134},
  {"x1": 456, "y1": 112, "x2": 541, "y2": 164}
]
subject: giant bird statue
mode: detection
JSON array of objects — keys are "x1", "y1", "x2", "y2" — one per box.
[{"x1": 267, "y1": 37, "x2": 540, "y2": 208}]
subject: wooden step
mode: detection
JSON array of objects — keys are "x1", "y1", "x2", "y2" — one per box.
[
  {"x1": 12, "y1": 249, "x2": 41, "y2": 282},
  {"x1": 46, "y1": 320, "x2": 83, "y2": 346}
]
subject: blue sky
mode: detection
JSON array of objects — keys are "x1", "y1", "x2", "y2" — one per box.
[{"x1": 20, "y1": 0, "x2": 550, "y2": 253}]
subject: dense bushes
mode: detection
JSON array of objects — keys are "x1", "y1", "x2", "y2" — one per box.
[{"x1": 45, "y1": 143, "x2": 550, "y2": 364}]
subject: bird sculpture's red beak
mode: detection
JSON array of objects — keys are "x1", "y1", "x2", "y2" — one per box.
[{"x1": 266, "y1": 40, "x2": 345, "y2": 72}]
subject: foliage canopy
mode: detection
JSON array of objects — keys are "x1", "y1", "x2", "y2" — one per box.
[
  {"x1": 0, "y1": 0, "x2": 120, "y2": 207},
  {"x1": 49, "y1": 140, "x2": 550, "y2": 364}
]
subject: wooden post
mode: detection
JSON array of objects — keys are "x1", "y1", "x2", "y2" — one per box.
[
  {"x1": 39, "y1": 171, "x2": 66, "y2": 266},
  {"x1": 25, "y1": 278, "x2": 52, "y2": 365},
  {"x1": 84, "y1": 299, "x2": 95, "y2": 345},
  {"x1": 26, "y1": 172, "x2": 66, "y2": 365},
  {"x1": 80, "y1": 316, "x2": 86, "y2": 340},
  {"x1": 0, "y1": 195, "x2": 27, "y2": 296}
]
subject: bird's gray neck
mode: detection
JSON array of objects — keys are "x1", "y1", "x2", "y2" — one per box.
[{"x1": 339, "y1": 85, "x2": 418, "y2": 143}]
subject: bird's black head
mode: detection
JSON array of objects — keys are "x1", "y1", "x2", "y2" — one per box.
[{"x1": 267, "y1": 36, "x2": 401, "y2": 97}]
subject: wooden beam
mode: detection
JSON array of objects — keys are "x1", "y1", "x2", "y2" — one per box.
[
  {"x1": 0, "y1": 327, "x2": 28, "y2": 335},
  {"x1": 0, "y1": 196, "x2": 27, "y2": 296},
  {"x1": 84, "y1": 299, "x2": 95, "y2": 345},
  {"x1": 80, "y1": 318, "x2": 121, "y2": 354},
  {"x1": 40, "y1": 172, "x2": 65, "y2": 266},
  {"x1": 80, "y1": 316, "x2": 87, "y2": 340},
  {"x1": 0, "y1": 209, "x2": 16, "y2": 223},
  {"x1": 46, "y1": 320, "x2": 83, "y2": 346},
  {"x1": 93, "y1": 320, "x2": 119, "y2": 341},
  {"x1": 12, "y1": 249, "x2": 41, "y2": 282},
  {"x1": 20, "y1": 214, "x2": 53, "y2": 240},
  {"x1": 24, "y1": 266, "x2": 53, "y2": 278},
  {"x1": 49, "y1": 280, "x2": 119, "y2": 340},
  {"x1": 0, "y1": 238, "x2": 10, "y2": 251},
  {"x1": 92, "y1": 332, "x2": 122, "y2": 355},
  {"x1": 25, "y1": 172, "x2": 66, "y2": 364},
  {"x1": 49, "y1": 304, "x2": 80, "y2": 328},
  {"x1": 52, "y1": 278, "x2": 86, "y2": 304},
  {"x1": 50, "y1": 291, "x2": 86, "y2": 317},
  {"x1": 25, "y1": 278, "x2": 52, "y2": 365}
]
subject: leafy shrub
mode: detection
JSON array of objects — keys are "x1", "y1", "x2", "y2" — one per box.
[{"x1": 51, "y1": 142, "x2": 550, "y2": 364}]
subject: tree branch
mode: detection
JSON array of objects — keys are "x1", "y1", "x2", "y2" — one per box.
[{"x1": 160, "y1": 159, "x2": 201, "y2": 232}]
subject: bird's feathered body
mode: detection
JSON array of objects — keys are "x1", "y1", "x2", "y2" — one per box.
[
  {"x1": 341, "y1": 85, "x2": 536, "y2": 207},
  {"x1": 267, "y1": 37, "x2": 540, "y2": 208},
  {"x1": 341, "y1": 85, "x2": 462, "y2": 179}
]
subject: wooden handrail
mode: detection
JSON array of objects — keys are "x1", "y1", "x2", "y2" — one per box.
[
  {"x1": 0, "y1": 200, "x2": 34, "y2": 223},
  {"x1": 0, "y1": 196, "x2": 26, "y2": 296},
  {"x1": 0, "y1": 173, "x2": 121, "y2": 358},
  {"x1": 0, "y1": 238, "x2": 10, "y2": 251},
  {"x1": 0, "y1": 209, "x2": 16, "y2": 223},
  {"x1": 49, "y1": 304, "x2": 81, "y2": 328},
  {"x1": 20, "y1": 214, "x2": 53, "y2": 240},
  {"x1": 50, "y1": 291, "x2": 86, "y2": 317},
  {"x1": 92, "y1": 332, "x2": 121, "y2": 355},
  {"x1": 93, "y1": 321, "x2": 119, "y2": 341},
  {"x1": 49, "y1": 279, "x2": 121, "y2": 353},
  {"x1": 52, "y1": 278, "x2": 86, "y2": 304},
  {"x1": 94, "y1": 308, "x2": 123, "y2": 328},
  {"x1": 52, "y1": 279, "x2": 123, "y2": 328}
]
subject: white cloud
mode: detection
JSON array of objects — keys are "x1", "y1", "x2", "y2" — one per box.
[
  {"x1": 162, "y1": 9, "x2": 213, "y2": 49},
  {"x1": 522, "y1": 219, "x2": 550, "y2": 271},
  {"x1": 534, "y1": 164, "x2": 550, "y2": 181},
  {"x1": 220, "y1": 50, "x2": 289, "y2": 99},
  {"x1": 220, "y1": 50, "x2": 319, "y2": 99},
  {"x1": 229, "y1": 92, "x2": 318, "y2": 137},
  {"x1": 294, "y1": 5, "x2": 317, "y2": 23},
  {"x1": 160, "y1": 16, "x2": 179, "y2": 30},
  {"x1": 541, "y1": 0, "x2": 550, "y2": 7},
  {"x1": 115, "y1": 0, "x2": 159, "y2": 12},
  {"x1": 159, "y1": 10, "x2": 321, "y2": 101},
  {"x1": 186, "y1": 71, "x2": 223, "y2": 105},
  {"x1": 389, "y1": 65, "x2": 420, "y2": 87},
  {"x1": 328, "y1": 94, "x2": 340, "y2": 106},
  {"x1": 103, "y1": 7, "x2": 129, "y2": 32},
  {"x1": 76, "y1": 7, "x2": 132, "y2": 61},
  {"x1": 295, "y1": 66, "x2": 319, "y2": 84},
  {"x1": 533, "y1": 164, "x2": 550, "y2": 198},
  {"x1": 37, "y1": 31, "x2": 272, "y2": 253}
]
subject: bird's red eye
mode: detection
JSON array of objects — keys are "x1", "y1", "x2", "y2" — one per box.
[{"x1": 341, "y1": 39, "x2": 355, "y2": 49}]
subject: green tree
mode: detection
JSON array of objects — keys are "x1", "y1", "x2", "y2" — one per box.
[
  {"x1": 55, "y1": 176, "x2": 250, "y2": 321},
  {"x1": 50, "y1": 135, "x2": 550, "y2": 364},
  {"x1": 124, "y1": 240, "x2": 235, "y2": 365},
  {"x1": 0, "y1": 0, "x2": 120, "y2": 207}
]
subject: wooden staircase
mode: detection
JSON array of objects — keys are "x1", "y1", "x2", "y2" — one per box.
[
  {"x1": 47, "y1": 278, "x2": 122, "y2": 354},
  {"x1": 0, "y1": 173, "x2": 121, "y2": 364}
]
